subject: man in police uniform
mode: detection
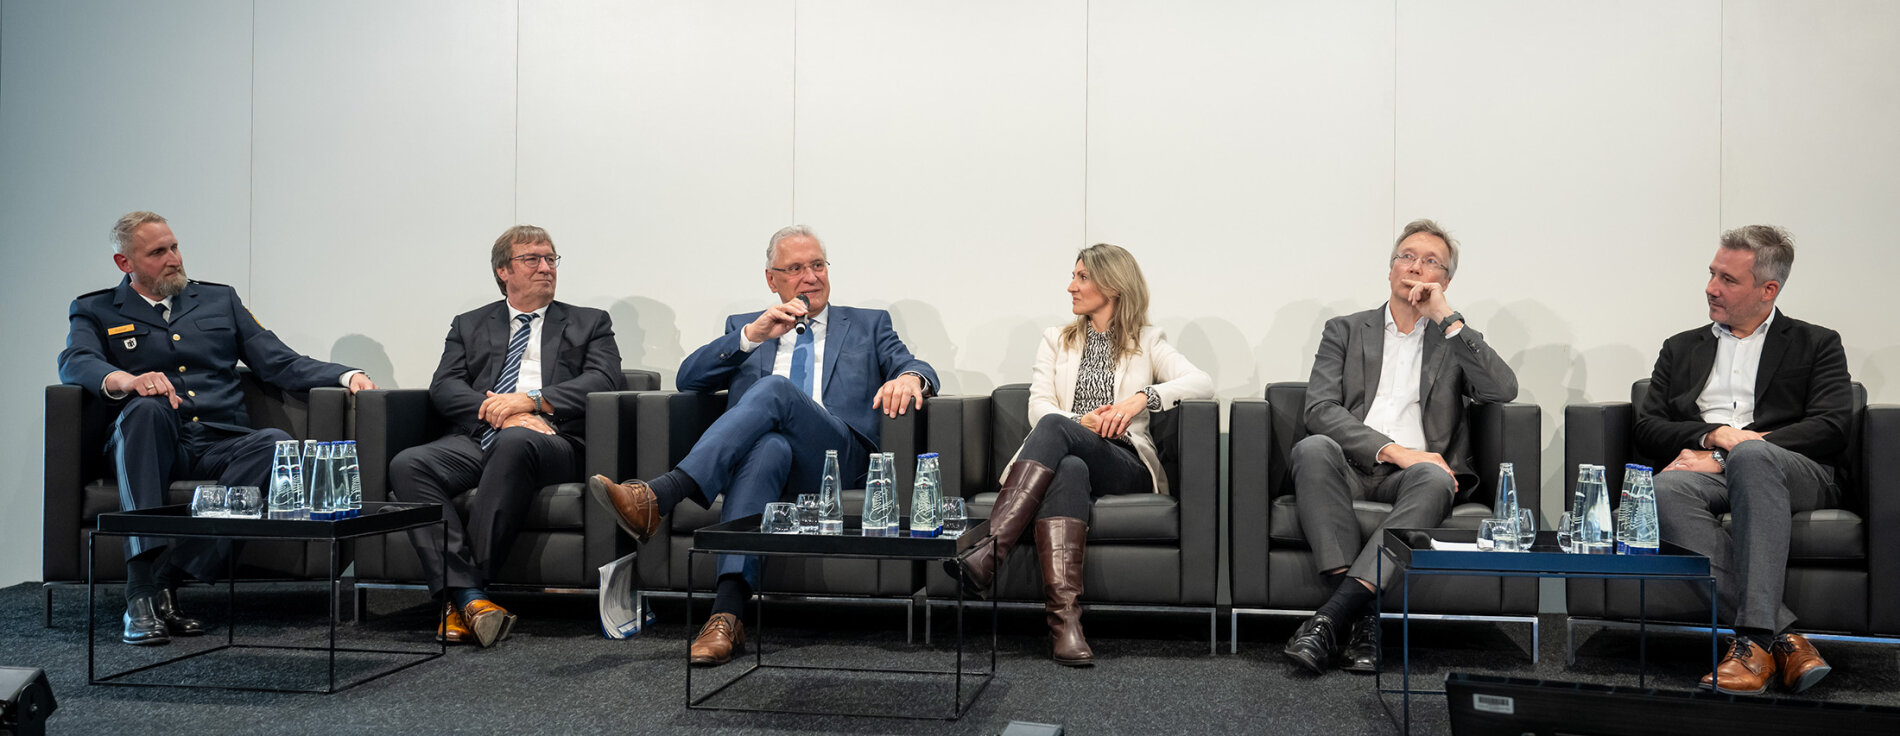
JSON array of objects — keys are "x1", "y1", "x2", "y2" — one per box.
[{"x1": 58, "y1": 211, "x2": 375, "y2": 646}]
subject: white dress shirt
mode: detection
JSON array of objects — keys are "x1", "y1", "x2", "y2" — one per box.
[
  {"x1": 1697, "y1": 307, "x2": 1776, "y2": 430},
  {"x1": 739, "y1": 308, "x2": 826, "y2": 403},
  {"x1": 506, "y1": 303, "x2": 550, "y2": 394},
  {"x1": 1365, "y1": 303, "x2": 1430, "y2": 455}
]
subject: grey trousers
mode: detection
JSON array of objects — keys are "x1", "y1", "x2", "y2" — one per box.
[
  {"x1": 1291, "y1": 434, "x2": 1454, "y2": 591},
  {"x1": 1655, "y1": 439, "x2": 1838, "y2": 633}
]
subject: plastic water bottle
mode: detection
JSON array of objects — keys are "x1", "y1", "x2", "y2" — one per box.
[
  {"x1": 301, "y1": 439, "x2": 319, "y2": 499},
  {"x1": 339, "y1": 441, "x2": 363, "y2": 518},
  {"x1": 268, "y1": 440, "x2": 304, "y2": 520},
  {"x1": 1616, "y1": 464, "x2": 1638, "y2": 554},
  {"x1": 1578, "y1": 465, "x2": 1616, "y2": 554},
  {"x1": 1626, "y1": 465, "x2": 1660, "y2": 554},
  {"x1": 910, "y1": 452, "x2": 942, "y2": 538},
  {"x1": 817, "y1": 450, "x2": 844, "y2": 535},
  {"x1": 1569, "y1": 464, "x2": 1589, "y2": 552},
  {"x1": 1494, "y1": 462, "x2": 1520, "y2": 536},
  {"x1": 308, "y1": 442, "x2": 336, "y2": 521},
  {"x1": 862, "y1": 452, "x2": 898, "y2": 537}
]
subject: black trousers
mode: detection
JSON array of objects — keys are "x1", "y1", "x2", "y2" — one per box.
[
  {"x1": 388, "y1": 427, "x2": 583, "y2": 596},
  {"x1": 1014, "y1": 413, "x2": 1152, "y2": 523},
  {"x1": 108, "y1": 396, "x2": 288, "y2": 580}
]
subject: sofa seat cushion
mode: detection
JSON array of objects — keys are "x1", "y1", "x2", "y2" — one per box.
[
  {"x1": 970, "y1": 491, "x2": 1178, "y2": 543},
  {"x1": 1721, "y1": 509, "x2": 1864, "y2": 561},
  {"x1": 83, "y1": 479, "x2": 208, "y2": 523},
  {"x1": 1268, "y1": 493, "x2": 1491, "y2": 547}
]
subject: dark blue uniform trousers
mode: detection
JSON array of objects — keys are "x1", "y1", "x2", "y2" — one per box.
[
  {"x1": 109, "y1": 396, "x2": 290, "y2": 581},
  {"x1": 676, "y1": 376, "x2": 868, "y2": 587}
]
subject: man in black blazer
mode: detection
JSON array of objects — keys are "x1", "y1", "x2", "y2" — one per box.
[
  {"x1": 1283, "y1": 219, "x2": 1518, "y2": 675},
  {"x1": 1641, "y1": 225, "x2": 1851, "y2": 695},
  {"x1": 388, "y1": 225, "x2": 623, "y2": 647},
  {"x1": 59, "y1": 211, "x2": 376, "y2": 646}
]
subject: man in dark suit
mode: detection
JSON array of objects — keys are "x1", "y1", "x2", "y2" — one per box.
[
  {"x1": 1642, "y1": 225, "x2": 1850, "y2": 695},
  {"x1": 591, "y1": 225, "x2": 938, "y2": 666},
  {"x1": 59, "y1": 211, "x2": 375, "y2": 646},
  {"x1": 387, "y1": 225, "x2": 623, "y2": 648},
  {"x1": 1282, "y1": 219, "x2": 1519, "y2": 674}
]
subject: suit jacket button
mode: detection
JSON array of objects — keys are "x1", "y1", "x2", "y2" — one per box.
[
  {"x1": 188, "y1": 391, "x2": 196, "y2": 397},
  {"x1": 172, "y1": 334, "x2": 181, "y2": 341},
  {"x1": 191, "y1": 416, "x2": 199, "y2": 422},
  {"x1": 177, "y1": 366, "x2": 186, "y2": 372}
]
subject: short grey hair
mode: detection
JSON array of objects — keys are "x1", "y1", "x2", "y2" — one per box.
[
  {"x1": 1719, "y1": 224, "x2": 1795, "y2": 287},
  {"x1": 111, "y1": 211, "x2": 168, "y2": 255},
  {"x1": 1390, "y1": 218, "x2": 1461, "y2": 279},
  {"x1": 766, "y1": 225, "x2": 825, "y2": 268}
]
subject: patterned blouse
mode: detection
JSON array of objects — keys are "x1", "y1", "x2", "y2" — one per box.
[{"x1": 1070, "y1": 325, "x2": 1117, "y2": 414}]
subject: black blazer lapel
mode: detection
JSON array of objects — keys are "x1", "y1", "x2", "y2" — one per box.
[
  {"x1": 1752, "y1": 311, "x2": 1792, "y2": 402},
  {"x1": 1679, "y1": 330, "x2": 1718, "y2": 413},
  {"x1": 1355, "y1": 308, "x2": 1384, "y2": 420},
  {"x1": 821, "y1": 307, "x2": 850, "y2": 402},
  {"x1": 476, "y1": 303, "x2": 512, "y2": 391},
  {"x1": 1420, "y1": 326, "x2": 1448, "y2": 401},
  {"x1": 540, "y1": 301, "x2": 568, "y2": 387}
]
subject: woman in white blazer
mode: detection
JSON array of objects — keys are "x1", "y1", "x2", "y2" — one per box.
[{"x1": 953, "y1": 243, "x2": 1213, "y2": 666}]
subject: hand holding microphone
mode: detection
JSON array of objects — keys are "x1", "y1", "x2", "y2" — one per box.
[
  {"x1": 741, "y1": 294, "x2": 813, "y2": 343},
  {"x1": 794, "y1": 294, "x2": 812, "y2": 334}
]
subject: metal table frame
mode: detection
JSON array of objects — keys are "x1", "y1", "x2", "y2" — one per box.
[
  {"x1": 686, "y1": 516, "x2": 997, "y2": 721},
  {"x1": 88, "y1": 502, "x2": 447, "y2": 695},
  {"x1": 1377, "y1": 528, "x2": 1718, "y2": 735}
]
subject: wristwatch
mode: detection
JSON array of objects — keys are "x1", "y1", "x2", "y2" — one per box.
[
  {"x1": 1711, "y1": 448, "x2": 1727, "y2": 470},
  {"x1": 1437, "y1": 311, "x2": 1465, "y2": 335},
  {"x1": 527, "y1": 389, "x2": 546, "y2": 414}
]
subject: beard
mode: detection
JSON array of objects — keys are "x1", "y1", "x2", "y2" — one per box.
[{"x1": 148, "y1": 267, "x2": 188, "y2": 298}]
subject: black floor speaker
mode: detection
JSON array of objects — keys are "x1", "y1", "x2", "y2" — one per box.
[
  {"x1": 1446, "y1": 673, "x2": 1900, "y2": 736},
  {"x1": 0, "y1": 667, "x2": 56, "y2": 736}
]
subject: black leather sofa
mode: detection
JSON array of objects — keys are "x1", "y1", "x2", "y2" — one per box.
[
  {"x1": 918, "y1": 384, "x2": 1222, "y2": 651},
  {"x1": 1228, "y1": 382, "x2": 1542, "y2": 652}
]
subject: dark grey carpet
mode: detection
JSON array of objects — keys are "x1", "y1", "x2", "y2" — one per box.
[{"x1": 5, "y1": 581, "x2": 1897, "y2": 735}]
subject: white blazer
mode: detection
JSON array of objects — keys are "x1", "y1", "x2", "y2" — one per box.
[{"x1": 1014, "y1": 324, "x2": 1214, "y2": 496}]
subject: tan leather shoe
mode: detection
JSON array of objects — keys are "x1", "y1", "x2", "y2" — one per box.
[
  {"x1": 1699, "y1": 637, "x2": 1776, "y2": 695},
  {"x1": 436, "y1": 603, "x2": 472, "y2": 644},
  {"x1": 588, "y1": 475, "x2": 662, "y2": 543},
  {"x1": 462, "y1": 599, "x2": 518, "y2": 649},
  {"x1": 1772, "y1": 633, "x2": 1832, "y2": 693},
  {"x1": 690, "y1": 613, "x2": 745, "y2": 666}
]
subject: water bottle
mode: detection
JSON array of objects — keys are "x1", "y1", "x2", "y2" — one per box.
[
  {"x1": 1494, "y1": 462, "x2": 1520, "y2": 537},
  {"x1": 309, "y1": 442, "x2": 336, "y2": 521},
  {"x1": 910, "y1": 452, "x2": 942, "y2": 538},
  {"x1": 1577, "y1": 465, "x2": 1616, "y2": 554},
  {"x1": 1568, "y1": 464, "x2": 1590, "y2": 552},
  {"x1": 862, "y1": 452, "x2": 898, "y2": 537},
  {"x1": 301, "y1": 439, "x2": 319, "y2": 499},
  {"x1": 340, "y1": 440, "x2": 363, "y2": 518},
  {"x1": 817, "y1": 449, "x2": 844, "y2": 535},
  {"x1": 268, "y1": 440, "x2": 304, "y2": 520},
  {"x1": 1626, "y1": 465, "x2": 1660, "y2": 554},
  {"x1": 1616, "y1": 464, "x2": 1638, "y2": 554}
]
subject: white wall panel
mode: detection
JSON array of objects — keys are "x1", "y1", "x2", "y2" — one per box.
[
  {"x1": 516, "y1": 0, "x2": 795, "y2": 386},
  {"x1": 250, "y1": 0, "x2": 518, "y2": 389},
  {"x1": 1, "y1": 0, "x2": 252, "y2": 586},
  {"x1": 1086, "y1": 0, "x2": 1396, "y2": 401},
  {"x1": 1721, "y1": 0, "x2": 1900, "y2": 402},
  {"x1": 791, "y1": 0, "x2": 1088, "y2": 395},
  {"x1": 1396, "y1": 0, "x2": 1722, "y2": 516}
]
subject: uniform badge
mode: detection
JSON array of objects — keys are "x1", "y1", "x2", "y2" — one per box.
[
  {"x1": 107, "y1": 324, "x2": 135, "y2": 336},
  {"x1": 122, "y1": 337, "x2": 138, "y2": 350}
]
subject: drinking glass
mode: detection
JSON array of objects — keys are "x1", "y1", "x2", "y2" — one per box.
[
  {"x1": 762, "y1": 502, "x2": 798, "y2": 534},
  {"x1": 940, "y1": 497, "x2": 968, "y2": 538},
  {"x1": 1556, "y1": 512, "x2": 1574, "y2": 552},
  {"x1": 190, "y1": 485, "x2": 228, "y2": 518},
  {"x1": 1478, "y1": 518, "x2": 1518, "y2": 552},
  {"x1": 225, "y1": 486, "x2": 263, "y2": 519},
  {"x1": 795, "y1": 493, "x2": 821, "y2": 534},
  {"x1": 1516, "y1": 508, "x2": 1536, "y2": 548}
]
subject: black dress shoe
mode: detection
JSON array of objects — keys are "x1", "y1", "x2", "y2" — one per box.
[
  {"x1": 123, "y1": 594, "x2": 170, "y2": 646},
  {"x1": 1340, "y1": 614, "x2": 1381, "y2": 673},
  {"x1": 1283, "y1": 613, "x2": 1339, "y2": 674},
  {"x1": 153, "y1": 588, "x2": 206, "y2": 636}
]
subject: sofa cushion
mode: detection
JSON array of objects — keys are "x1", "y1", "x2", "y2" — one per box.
[
  {"x1": 969, "y1": 491, "x2": 1178, "y2": 543},
  {"x1": 83, "y1": 479, "x2": 210, "y2": 524},
  {"x1": 1721, "y1": 508, "x2": 1864, "y2": 561}
]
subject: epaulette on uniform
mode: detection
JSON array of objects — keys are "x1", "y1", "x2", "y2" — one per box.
[{"x1": 75, "y1": 287, "x2": 114, "y2": 299}]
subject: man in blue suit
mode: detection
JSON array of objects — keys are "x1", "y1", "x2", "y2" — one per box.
[
  {"x1": 58, "y1": 211, "x2": 375, "y2": 645},
  {"x1": 591, "y1": 225, "x2": 938, "y2": 665}
]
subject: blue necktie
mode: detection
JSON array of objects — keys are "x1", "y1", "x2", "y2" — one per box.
[
  {"x1": 482, "y1": 312, "x2": 538, "y2": 450},
  {"x1": 787, "y1": 325, "x2": 815, "y2": 401}
]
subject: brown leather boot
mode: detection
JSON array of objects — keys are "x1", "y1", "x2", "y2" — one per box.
[
  {"x1": 1037, "y1": 516, "x2": 1093, "y2": 667},
  {"x1": 950, "y1": 460, "x2": 1055, "y2": 596}
]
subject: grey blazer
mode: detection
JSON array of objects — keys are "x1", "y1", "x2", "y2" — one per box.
[{"x1": 1301, "y1": 303, "x2": 1519, "y2": 493}]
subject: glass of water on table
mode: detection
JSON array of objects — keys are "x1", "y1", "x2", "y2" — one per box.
[{"x1": 940, "y1": 497, "x2": 968, "y2": 538}]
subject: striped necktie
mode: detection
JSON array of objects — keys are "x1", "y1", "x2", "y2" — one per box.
[{"x1": 481, "y1": 312, "x2": 538, "y2": 450}]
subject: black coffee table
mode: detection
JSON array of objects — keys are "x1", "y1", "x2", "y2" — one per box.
[
  {"x1": 687, "y1": 515, "x2": 996, "y2": 720},
  {"x1": 89, "y1": 502, "x2": 447, "y2": 694}
]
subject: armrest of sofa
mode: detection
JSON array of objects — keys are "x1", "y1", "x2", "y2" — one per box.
[
  {"x1": 1563, "y1": 402, "x2": 1634, "y2": 506},
  {"x1": 309, "y1": 387, "x2": 349, "y2": 441},
  {"x1": 1470, "y1": 401, "x2": 1542, "y2": 515},
  {"x1": 1172, "y1": 399, "x2": 1220, "y2": 605},
  {"x1": 355, "y1": 389, "x2": 436, "y2": 504},
  {"x1": 1864, "y1": 404, "x2": 1900, "y2": 633},
  {"x1": 922, "y1": 395, "x2": 993, "y2": 503},
  {"x1": 1228, "y1": 398, "x2": 1271, "y2": 607},
  {"x1": 44, "y1": 385, "x2": 89, "y2": 582},
  {"x1": 622, "y1": 369, "x2": 661, "y2": 392}
]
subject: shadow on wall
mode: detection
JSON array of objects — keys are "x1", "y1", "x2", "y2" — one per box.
[
  {"x1": 885, "y1": 299, "x2": 1000, "y2": 397},
  {"x1": 332, "y1": 334, "x2": 395, "y2": 389},
  {"x1": 1856, "y1": 344, "x2": 1900, "y2": 401},
  {"x1": 1249, "y1": 298, "x2": 1343, "y2": 389},
  {"x1": 608, "y1": 296, "x2": 683, "y2": 389},
  {"x1": 1174, "y1": 317, "x2": 1255, "y2": 399}
]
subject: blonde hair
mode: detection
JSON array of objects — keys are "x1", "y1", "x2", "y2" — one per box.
[
  {"x1": 110, "y1": 211, "x2": 168, "y2": 255},
  {"x1": 1060, "y1": 243, "x2": 1149, "y2": 363}
]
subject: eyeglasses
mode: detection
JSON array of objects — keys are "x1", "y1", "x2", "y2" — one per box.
[
  {"x1": 511, "y1": 254, "x2": 562, "y2": 269},
  {"x1": 1391, "y1": 253, "x2": 1449, "y2": 272},
  {"x1": 767, "y1": 260, "x2": 829, "y2": 278}
]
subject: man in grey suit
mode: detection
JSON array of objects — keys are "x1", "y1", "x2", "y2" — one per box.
[{"x1": 1282, "y1": 219, "x2": 1519, "y2": 674}]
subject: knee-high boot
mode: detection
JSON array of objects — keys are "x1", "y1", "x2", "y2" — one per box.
[
  {"x1": 950, "y1": 459, "x2": 1054, "y2": 596},
  {"x1": 1037, "y1": 516, "x2": 1093, "y2": 666}
]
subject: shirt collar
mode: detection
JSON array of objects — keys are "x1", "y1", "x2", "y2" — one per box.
[
  {"x1": 1712, "y1": 307, "x2": 1777, "y2": 341},
  {"x1": 508, "y1": 303, "x2": 550, "y2": 325},
  {"x1": 1383, "y1": 302, "x2": 1427, "y2": 337}
]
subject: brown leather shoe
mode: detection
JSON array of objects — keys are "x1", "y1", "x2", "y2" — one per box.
[
  {"x1": 690, "y1": 612, "x2": 746, "y2": 666},
  {"x1": 588, "y1": 475, "x2": 662, "y2": 543},
  {"x1": 1699, "y1": 636, "x2": 1776, "y2": 695},
  {"x1": 436, "y1": 603, "x2": 472, "y2": 644},
  {"x1": 462, "y1": 599, "x2": 518, "y2": 649},
  {"x1": 1772, "y1": 633, "x2": 1832, "y2": 693}
]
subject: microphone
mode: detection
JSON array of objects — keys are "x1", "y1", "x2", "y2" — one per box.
[{"x1": 794, "y1": 294, "x2": 812, "y2": 334}]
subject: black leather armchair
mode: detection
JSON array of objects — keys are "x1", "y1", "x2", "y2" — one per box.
[
  {"x1": 1564, "y1": 380, "x2": 1900, "y2": 642},
  {"x1": 42, "y1": 372, "x2": 349, "y2": 624},
  {"x1": 596, "y1": 387, "x2": 925, "y2": 601},
  {"x1": 919, "y1": 385, "x2": 1221, "y2": 651},
  {"x1": 1228, "y1": 382, "x2": 1542, "y2": 652},
  {"x1": 350, "y1": 369, "x2": 659, "y2": 598}
]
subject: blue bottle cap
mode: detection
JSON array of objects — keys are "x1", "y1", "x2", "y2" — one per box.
[{"x1": 918, "y1": 452, "x2": 939, "y2": 459}]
